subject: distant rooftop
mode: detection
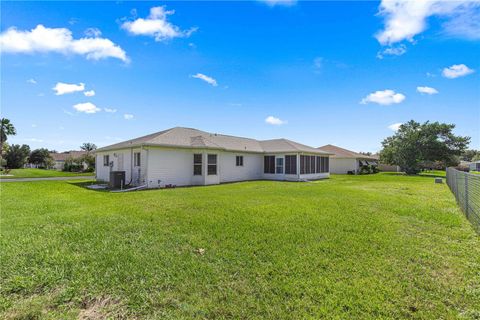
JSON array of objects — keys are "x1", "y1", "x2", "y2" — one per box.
[
  {"x1": 96, "y1": 127, "x2": 331, "y2": 155},
  {"x1": 317, "y1": 144, "x2": 377, "y2": 160},
  {"x1": 49, "y1": 150, "x2": 87, "y2": 161}
]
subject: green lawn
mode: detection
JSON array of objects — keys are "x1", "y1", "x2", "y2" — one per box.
[
  {"x1": 0, "y1": 168, "x2": 93, "y2": 179},
  {"x1": 1, "y1": 174, "x2": 479, "y2": 319}
]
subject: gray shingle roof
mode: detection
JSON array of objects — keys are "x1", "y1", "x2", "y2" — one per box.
[
  {"x1": 317, "y1": 144, "x2": 377, "y2": 160},
  {"x1": 96, "y1": 127, "x2": 331, "y2": 155}
]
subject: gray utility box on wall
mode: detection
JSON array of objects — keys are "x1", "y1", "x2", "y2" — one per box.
[{"x1": 109, "y1": 171, "x2": 126, "y2": 189}]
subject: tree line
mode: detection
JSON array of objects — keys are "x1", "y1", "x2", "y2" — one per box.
[{"x1": 1, "y1": 118, "x2": 97, "y2": 172}]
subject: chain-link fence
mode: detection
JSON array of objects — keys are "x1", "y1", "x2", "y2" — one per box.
[{"x1": 446, "y1": 167, "x2": 480, "y2": 233}]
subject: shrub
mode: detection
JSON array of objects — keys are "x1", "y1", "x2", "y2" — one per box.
[
  {"x1": 359, "y1": 165, "x2": 371, "y2": 174},
  {"x1": 63, "y1": 157, "x2": 83, "y2": 172}
]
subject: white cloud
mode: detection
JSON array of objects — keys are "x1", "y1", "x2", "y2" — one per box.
[
  {"x1": 388, "y1": 123, "x2": 403, "y2": 131},
  {"x1": 124, "y1": 113, "x2": 134, "y2": 120},
  {"x1": 191, "y1": 73, "x2": 218, "y2": 86},
  {"x1": 259, "y1": 0, "x2": 297, "y2": 6},
  {"x1": 53, "y1": 82, "x2": 85, "y2": 95},
  {"x1": 265, "y1": 116, "x2": 287, "y2": 125},
  {"x1": 417, "y1": 86, "x2": 439, "y2": 95},
  {"x1": 27, "y1": 78, "x2": 37, "y2": 84},
  {"x1": 442, "y1": 64, "x2": 475, "y2": 78},
  {"x1": 375, "y1": 1, "x2": 480, "y2": 45},
  {"x1": 104, "y1": 108, "x2": 117, "y2": 113},
  {"x1": 31, "y1": 124, "x2": 37, "y2": 128},
  {"x1": 84, "y1": 27, "x2": 102, "y2": 38},
  {"x1": 84, "y1": 90, "x2": 95, "y2": 97},
  {"x1": 121, "y1": 6, "x2": 197, "y2": 42},
  {"x1": 376, "y1": 44, "x2": 406, "y2": 59},
  {"x1": 360, "y1": 89, "x2": 406, "y2": 106},
  {"x1": 0, "y1": 24, "x2": 128, "y2": 62},
  {"x1": 313, "y1": 57, "x2": 323, "y2": 71},
  {"x1": 73, "y1": 102, "x2": 101, "y2": 114}
]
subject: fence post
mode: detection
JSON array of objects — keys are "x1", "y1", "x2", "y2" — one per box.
[{"x1": 465, "y1": 173, "x2": 469, "y2": 217}]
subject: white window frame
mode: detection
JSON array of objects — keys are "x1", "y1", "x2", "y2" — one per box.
[
  {"x1": 193, "y1": 154, "x2": 202, "y2": 176},
  {"x1": 207, "y1": 154, "x2": 217, "y2": 176},
  {"x1": 103, "y1": 155, "x2": 109, "y2": 167},
  {"x1": 133, "y1": 152, "x2": 141, "y2": 167},
  {"x1": 276, "y1": 157, "x2": 284, "y2": 174}
]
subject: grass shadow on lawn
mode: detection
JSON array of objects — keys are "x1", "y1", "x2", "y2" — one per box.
[
  {"x1": 67, "y1": 180, "x2": 111, "y2": 192},
  {"x1": 380, "y1": 172, "x2": 446, "y2": 179}
]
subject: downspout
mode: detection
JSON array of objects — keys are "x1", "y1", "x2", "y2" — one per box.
[
  {"x1": 95, "y1": 153, "x2": 97, "y2": 180},
  {"x1": 130, "y1": 147, "x2": 133, "y2": 184},
  {"x1": 144, "y1": 145, "x2": 149, "y2": 187}
]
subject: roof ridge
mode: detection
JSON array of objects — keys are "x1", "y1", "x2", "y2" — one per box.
[{"x1": 282, "y1": 139, "x2": 301, "y2": 151}]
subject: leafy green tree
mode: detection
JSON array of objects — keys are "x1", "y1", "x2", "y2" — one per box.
[
  {"x1": 473, "y1": 154, "x2": 480, "y2": 162},
  {"x1": 461, "y1": 149, "x2": 480, "y2": 162},
  {"x1": 80, "y1": 142, "x2": 97, "y2": 153},
  {"x1": 5, "y1": 144, "x2": 30, "y2": 169},
  {"x1": 380, "y1": 120, "x2": 470, "y2": 174},
  {"x1": 0, "y1": 118, "x2": 16, "y2": 160},
  {"x1": 29, "y1": 148, "x2": 53, "y2": 168},
  {"x1": 80, "y1": 153, "x2": 95, "y2": 172}
]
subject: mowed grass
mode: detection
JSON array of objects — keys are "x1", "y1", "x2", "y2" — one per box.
[
  {"x1": 0, "y1": 168, "x2": 93, "y2": 179},
  {"x1": 1, "y1": 174, "x2": 479, "y2": 319}
]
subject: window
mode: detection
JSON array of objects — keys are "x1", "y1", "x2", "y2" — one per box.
[
  {"x1": 264, "y1": 156, "x2": 275, "y2": 174},
  {"x1": 236, "y1": 156, "x2": 244, "y2": 167},
  {"x1": 193, "y1": 154, "x2": 202, "y2": 175},
  {"x1": 276, "y1": 157, "x2": 284, "y2": 174},
  {"x1": 316, "y1": 156, "x2": 321, "y2": 173},
  {"x1": 207, "y1": 154, "x2": 217, "y2": 175},
  {"x1": 134, "y1": 152, "x2": 141, "y2": 167},
  {"x1": 285, "y1": 155, "x2": 297, "y2": 174},
  {"x1": 103, "y1": 155, "x2": 109, "y2": 167}
]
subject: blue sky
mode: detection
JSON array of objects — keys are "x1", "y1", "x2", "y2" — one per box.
[{"x1": 1, "y1": 1, "x2": 479, "y2": 152}]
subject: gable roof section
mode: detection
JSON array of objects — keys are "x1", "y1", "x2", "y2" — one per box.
[
  {"x1": 50, "y1": 151, "x2": 87, "y2": 161},
  {"x1": 317, "y1": 144, "x2": 377, "y2": 160},
  {"x1": 96, "y1": 127, "x2": 330, "y2": 155},
  {"x1": 260, "y1": 139, "x2": 327, "y2": 154}
]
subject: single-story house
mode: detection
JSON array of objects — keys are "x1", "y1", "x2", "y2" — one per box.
[
  {"x1": 94, "y1": 127, "x2": 332, "y2": 188},
  {"x1": 470, "y1": 161, "x2": 480, "y2": 172},
  {"x1": 50, "y1": 151, "x2": 87, "y2": 170},
  {"x1": 316, "y1": 144, "x2": 378, "y2": 174}
]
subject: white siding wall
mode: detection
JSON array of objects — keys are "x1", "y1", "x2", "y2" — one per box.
[
  {"x1": 95, "y1": 148, "x2": 142, "y2": 185},
  {"x1": 95, "y1": 151, "x2": 110, "y2": 182},
  {"x1": 329, "y1": 158, "x2": 357, "y2": 174},
  {"x1": 146, "y1": 148, "x2": 195, "y2": 188},
  {"x1": 96, "y1": 147, "x2": 330, "y2": 187},
  {"x1": 53, "y1": 161, "x2": 64, "y2": 171},
  {"x1": 219, "y1": 152, "x2": 263, "y2": 183}
]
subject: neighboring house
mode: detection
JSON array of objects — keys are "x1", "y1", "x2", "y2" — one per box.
[
  {"x1": 50, "y1": 151, "x2": 87, "y2": 170},
  {"x1": 94, "y1": 127, "x2": 332, "y2": 188},
  {"x1": 316, "y1": 144, "x2": 378, "y2": 174},
  {"x1": 470, "y1": 161, "x2": 480, "y2": 172}
]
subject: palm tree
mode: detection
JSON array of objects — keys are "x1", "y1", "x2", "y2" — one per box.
[
  {"x1": 0, "y1": 118, "x2": 16, "y2": 159},
  {"x1": 80, "y1": 142, "x2": 97, "y2": 154}
]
